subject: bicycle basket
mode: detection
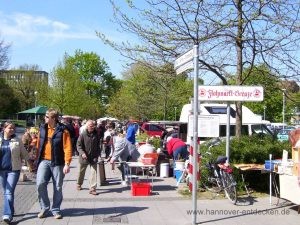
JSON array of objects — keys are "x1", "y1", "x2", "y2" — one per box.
[{"x1": 223, "y1": 165, "x2": 233, "y2": 174}]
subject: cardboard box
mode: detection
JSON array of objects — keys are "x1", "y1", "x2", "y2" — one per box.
[
  {"x1": 292, "y1": 147, "x2": 300, "y2": 163},
  {"x1": 292, "y1": 162, "x2": 299, "y2": 176},
  {"x1": 131, "y1": 182, "x2": 151, "y2": 196}
]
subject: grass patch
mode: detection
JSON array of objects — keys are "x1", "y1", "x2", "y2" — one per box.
[{"x1": 178, "y1": 185, "x2": 269, "y2": 200}]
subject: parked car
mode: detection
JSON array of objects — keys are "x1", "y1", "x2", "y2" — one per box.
[
  {"x1": 140, "y1": 122, "x2": 166, "y2": 138},
  {"x1": 180, "y1": 103, "x2": 273, "y2": 145},
  {"x1": 277, "y1": 128, "x2": 295, "y2": 142}
]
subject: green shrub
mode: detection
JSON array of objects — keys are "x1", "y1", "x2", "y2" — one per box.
[
  {"x1": 200, "y1": 135, "x2": 291, "y2": 164},
  {"x1": 199, "y1": 135, "x2": 291, "y2": 193},
  {"x1": 136, "y1": 133, "x2": 161, "y2": 150}
]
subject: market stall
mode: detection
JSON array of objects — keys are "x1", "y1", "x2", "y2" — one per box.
[{"x1": 278, "y1": 146, "x2": 300, "y2": 213}]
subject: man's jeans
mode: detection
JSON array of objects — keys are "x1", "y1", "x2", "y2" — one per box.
[
  {"x1": 117, "y1": 162, "x2": 129, "y2": 181},
  {"x1": 36, "y1": 160, "x2": 64, "y2": 215},
  {"x1": 0, "y1": 170, "x2": 20, "y2": 219},
  {"x1": 173, "y1": 146, "x2": 188, "y2": 161}
]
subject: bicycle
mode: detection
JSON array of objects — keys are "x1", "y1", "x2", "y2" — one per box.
[{"x1": 200, "y1": 142, "x2": 237, "y2": 204}]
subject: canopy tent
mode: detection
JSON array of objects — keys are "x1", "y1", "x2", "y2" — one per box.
[
  {"x1": 97, "y1": 117, "x2": 118, "y2": 122},
  {"x1": 18, "y1": 106, "x2": 48, "y2": 114},
  {"x1": 62, "y1": 115, "x2": 81, "y2": 120}
]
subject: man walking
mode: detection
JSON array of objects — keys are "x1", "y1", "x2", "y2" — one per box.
[
  {"x1": 35, "y1": 109, "x2": 72, "y2": 219},
  {"x1": 76, "y1": 120, "x2": 100, "y2": 195}
]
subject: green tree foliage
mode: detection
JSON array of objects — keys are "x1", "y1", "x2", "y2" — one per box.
[
  {"x1": 0, "y1": 78, "x2": 20, "y2": 118},
  {"x1": 7, "y1": 64, "x2": 48, "y2": 110},
  {"x1": 231, "y1": 64, "x2": 300, "y2": 123},
  {"x1": 289, "y1": 91, "x2": 300, "y2": 121},
  {"x1": 66, "y1": 50, "x2": 120, "y2": 104},
  {"x1": 107, "y1": 62, "x2": 193, "y2": 120},
  {"x1": 230, "y1": 64, "x2": 282, "y2": 122},
  {"x1": 49, "y1": 51, "x2": 121, "y2": 118},
  {"x1": 281, "y1": 82, "x2": 300, "y2": 124}
]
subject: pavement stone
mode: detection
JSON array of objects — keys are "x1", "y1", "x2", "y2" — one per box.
[
  {"x1": 0, "y1": 156, "x2": 299, "y2": 225},
  {"x1": 0, "y1": 172, "x2": 37, "y2": 225}
]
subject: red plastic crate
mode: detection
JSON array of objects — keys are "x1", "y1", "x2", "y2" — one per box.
[
  {"x1": 131, "y1": 182, "x2": 151, "y2": 196},
  {"x1": 141, "y1": 157, "x2": 156, "y2": 165},
  {"x1": 141, "y1": 153, "x2": 158, "y2": 165}
]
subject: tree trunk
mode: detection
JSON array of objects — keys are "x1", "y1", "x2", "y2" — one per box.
[{"x1": 235, "y1": 0, "x2": 243, "y2": 138}]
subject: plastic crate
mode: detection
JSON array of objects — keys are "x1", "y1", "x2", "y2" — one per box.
[
  {"x1": 141, "y1": 157, "x2": 156, "y2": 165},
  {"x1": 131, "y1": 182, "x2": 151, "y2": 196},
  {"x1": 264, "y1": 160, "x2": 281, "y2": 171}
]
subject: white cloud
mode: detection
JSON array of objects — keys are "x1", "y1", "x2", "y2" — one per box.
[{"x1": 0, "y1": 11, "x2": 97, "y2": 46}]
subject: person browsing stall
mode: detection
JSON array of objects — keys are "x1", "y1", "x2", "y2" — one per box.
[
  {"x1": 166, "y1": 136, "x2": 188, "y2": 161},
  {"x1": 109, "y1": 128, "x2": 139, "y2": 185}
]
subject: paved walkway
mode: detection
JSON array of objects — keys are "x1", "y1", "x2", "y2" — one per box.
[{"x1": 1, "y1": 156, "x2": 300, "y2": 225}]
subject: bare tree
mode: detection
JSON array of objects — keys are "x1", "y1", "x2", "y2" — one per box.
[
  {"x1": 97, "y1": 0, "x2": 300, "y2": 137},
  {"x1": 0, "y1": 36, "x2": 10, "y2": 69}
]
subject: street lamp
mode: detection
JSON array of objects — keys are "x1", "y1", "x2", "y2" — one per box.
[
  {"x1": 34, "y1": 91, "x2": 38, "y2": 126},
  {"x1": 263, "y1": 105, "x2": 266, "y2": 120},
  {"x1": 34, "y1": 91, "x2": 38, "y2": 107},
  {"x1": 282, "y1": 89, "x2": 286, "y2": 129}
]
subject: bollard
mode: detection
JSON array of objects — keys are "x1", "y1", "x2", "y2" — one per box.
[{"x1": 98, "y1": 159, "x2": 106, "y2": 186}]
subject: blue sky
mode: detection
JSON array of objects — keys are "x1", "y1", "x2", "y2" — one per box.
[{"x1": 0, "y1": 0, "x2": 131, "y2": 78}]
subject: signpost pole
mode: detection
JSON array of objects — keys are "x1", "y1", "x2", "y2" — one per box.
[
  {"x1": 226, "y1": 103, "x2": 230, "y2": 162},
  {"x1": 192, "y1": 44, "x2": 199, "y2": 225}
]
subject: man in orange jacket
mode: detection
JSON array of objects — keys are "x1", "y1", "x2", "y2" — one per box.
[{"x1": 35, "y1": 108, "x2": 72, "y2": 220}]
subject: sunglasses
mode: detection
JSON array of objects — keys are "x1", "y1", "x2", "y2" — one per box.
[{"x1": 45, "y1": 115, "x2": 50, "y2": 119}]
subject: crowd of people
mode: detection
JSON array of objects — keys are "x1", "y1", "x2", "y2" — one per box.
[{"x1": 0, "y1": 109, "x2": 189, "y2": 223}]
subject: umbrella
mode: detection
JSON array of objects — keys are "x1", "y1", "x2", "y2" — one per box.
[{"x1": 18, "y1": 106, "x2": 48, "y2": 114}]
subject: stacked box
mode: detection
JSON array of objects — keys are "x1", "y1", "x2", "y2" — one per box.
[
  {"x1": 292, "y1": 147, "x2": 300, "y2": 162},
  {"x1": 292, "y1": 148, "x2": 300, "y2": 176}
]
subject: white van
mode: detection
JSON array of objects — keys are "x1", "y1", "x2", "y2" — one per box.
[{"x1": 179, "y1": 103, "x2": 273, "y2": 143}]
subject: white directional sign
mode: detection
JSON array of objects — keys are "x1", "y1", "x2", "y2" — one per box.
[
  {"x1": 175, "y1": 61, "x2": 193, "y2": 75},
  {"x1": 174, "y1": 48, "x2": 194, "y2": 69},
  {"x1": 198, "y1": 85, "x2": 264, "y2": 102}
]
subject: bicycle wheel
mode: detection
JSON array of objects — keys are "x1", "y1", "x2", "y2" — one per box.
[
  {"x1": 221, "y1": 171, "x2": 237, "y2": 204},
  {"x1": 200, "y1": 163, "x2": 222, "y2": 193}
]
